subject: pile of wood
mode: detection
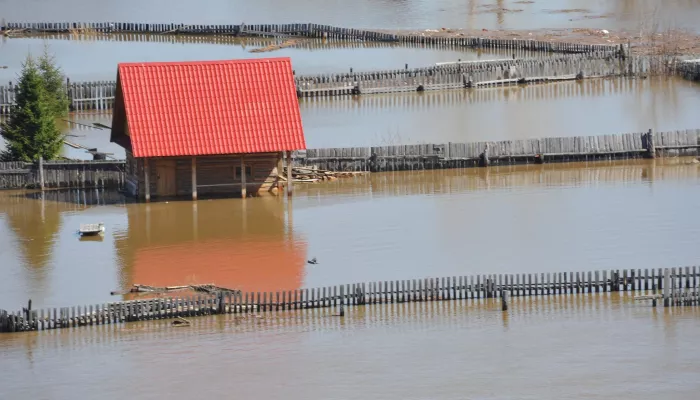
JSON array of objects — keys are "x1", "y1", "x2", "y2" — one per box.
[
  {"x1": 111, "y1": 284, "x2": 241, "y2": 296},
  {"x1": 2, "y1": 28, "x2": 29, "y2": 37},
  {"x1": 280, "y1": 166, "x2": 367, "y2": 183}
]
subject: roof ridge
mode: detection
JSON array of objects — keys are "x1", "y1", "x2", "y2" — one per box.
[{"x1": 118, "y1": 57, "x2": 291, "y2": 68}]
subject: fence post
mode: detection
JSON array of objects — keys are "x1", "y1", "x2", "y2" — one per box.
[
  {"x1": 217, "y1": 292, "x2": 225, "y2": 314},
  {"x1": 479, "y1": 143, "x2": 490, "y2": 167},
  {"x1": 645, "y1": 129, "x2": 656, "y2": 159},
  {"x1": 663, "y1": 268, "x2": 670, "y2": 307},
  {"x1": 38, "y1": 156, "x2": 45, "y2": 190}
]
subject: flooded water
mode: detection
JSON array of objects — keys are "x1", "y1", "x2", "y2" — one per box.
[
  {"x1": 3, "y1": 0, "x2": 700, "y2": 32},
  {"x1": 1, "y1": 288, "x2": 699, "y2": 399},
  {"x1": 301, "y1": 77, "x2": 700, "y2": 147},
  {"x1": 0, "y1": 35, "x2": 521, "y2": 82},
  {"x1": 2, "y1": 158, "x2": 700, "y2": 309},
  {"x1": 43, "y1": 77, "x2": 700, "y2": 156},
  {"x1": 2, "y1": 1, "x2": 700, "y2": 397},
  {"x1": 3, "y1": 158, "x2": 700, "y2": 399}
]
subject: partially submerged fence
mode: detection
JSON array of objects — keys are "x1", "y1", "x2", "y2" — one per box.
[
  {"x1": 1, "y1": 21, "x2": 619, "y2": 54},
  {"x1": 292, "y1": 129, "x2": 700, "y2": 172},
  {"x1": 0, "y1": 80, "x2": 115, "y2": 114},
  {"x1": 0, "y1": 54, "x2": 620, "y2": 114},
  {"x1": 0, "y1": 54, "x2": 658, "y2": 114},
  {"x1": 678, "y1": 60, "x2": 700, "y2": 81},
  {"x1": 0, "y1": 160, "x2": 125, "y2": 190},
  {"x1": 20, "y1": 31, "x2": 561, "y2": 60},
  {"x1": 1, "y1": 129, "x2": 696, "y2": 189},
  {"x1": 1, "y1": 266, "x2": 697, "y2": 333}
]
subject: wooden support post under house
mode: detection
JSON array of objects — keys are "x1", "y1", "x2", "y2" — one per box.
[
  {"x1": 286, "y1": 151, "x2": 293, "y2": 197},
  {"x1": 144, "y1": 158, "x2": 151, "y2": 202},
  {"x1": 276, "y1": 152, "x2": 284, "y2": 194},
  {"x1": 191, "y1": 156, "x2": 197, "y2": 200},
  {"x1": 240, "y1": 156, "x2": 247, "y2": 198}
]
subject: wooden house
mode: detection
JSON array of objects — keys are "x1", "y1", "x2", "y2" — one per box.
[{"x1": 110, "y1": 58, "x2": 306, "y2": 201}]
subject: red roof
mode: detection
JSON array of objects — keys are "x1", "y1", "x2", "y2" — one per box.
[{"x1": 116, "y1": 58, "x2": 306, "y2": 157}]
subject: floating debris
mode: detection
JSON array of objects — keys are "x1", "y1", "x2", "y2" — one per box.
[
  {"x1": 171, "y1": 317, "x2": 191, "y2": 327},
  {"x1": 111, "y1": 283, "x2": 241, "y2": 296},
  {"x1": 79, "y1": 223, "x2": 105, "y2": 236}
]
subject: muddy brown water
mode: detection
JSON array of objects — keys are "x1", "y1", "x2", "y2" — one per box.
[
  {"x1": 3, "y1": 0, "x2": 700, "y2": 32},
  {"x1": 1, "y1": 158, "x2": 699, "y2": 309},
  {"x1": 1, "y1": 2, "x2": 699, "y2": 396},
  {"x1": 0, "y1": 293, "x2": 699, "y2": 399},
  {"x1": 2, "y1": 159, "x2": 700, "y2": 399}
]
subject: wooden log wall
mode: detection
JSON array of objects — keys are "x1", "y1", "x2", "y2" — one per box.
[
  {"x1": 0, "y1": 160, "x2": 125, "y2": 190},
  {"x1": 1, "y1": 266, "x2": 698, "y2": 333},
  {"x1": 292, "y1": 129, "x2": 700, "y2": 172},
  {"x1": 1, "y1": 21, "x2": 619, "y2": 54},
  {"x1": 134, "y1": 154, "x2": 279, "y2": 199}
]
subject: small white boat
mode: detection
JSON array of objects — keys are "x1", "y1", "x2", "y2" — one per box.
[{"x1": 79, "y1": 223, "x2": 105, "y2": 236}]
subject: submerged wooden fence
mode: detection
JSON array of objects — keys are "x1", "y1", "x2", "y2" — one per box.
[
  {"x1": 292, "y1": 129, "x2": 700, "y2": 172},
  {"x1": 0, "y1": 54, "x2": 660, "y2": 114},
  {"x1": 21, "y1": 31, "x2": 562, "y2": 60},
  {"x1": 0, "y1": 160, "x2": 125, "y2": 190},
  {"x1": 0, "y1": 80, "x2": 116, "y2": 114},
  {"x1": 1, "y1": 266, "x2": 697, "y2": 333},
  {"x1": 678, "y1": 60, "x2": 700, "y2": 81},
  {"x1": 1, "y1": 129, "x2": 696, "y2": 189},
  {"x1": 1, "y1": 21, "x2": 619, "y2": 54}
]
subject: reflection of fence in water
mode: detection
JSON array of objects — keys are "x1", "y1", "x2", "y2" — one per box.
[
  {"x1": 299, "y1": 77, "x2": 660, "y2": 111},
  {"x1": 291, "y1": 159, "x2": 700, "y2": 198},
  {"x1": 17, "y1": 31, "x2": 560, "y2": 60}
]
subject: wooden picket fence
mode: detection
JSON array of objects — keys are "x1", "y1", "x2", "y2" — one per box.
[
  {"x1": 293, "y1": 128, "x2": 700, "y2": 172},
  {"x1": 1, "y1": 266, "x2": 698, "y2": 333},
  {"x1": 1, "y1": 21, "x2": 619, "y2": 54},
  {"x1": 0, "y1": 160, "x2": 125, "y2": 190}
]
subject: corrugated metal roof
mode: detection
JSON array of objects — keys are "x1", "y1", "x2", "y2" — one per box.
[{"x1": 118, "y1": 58, "x2": 306, "y2": 158}]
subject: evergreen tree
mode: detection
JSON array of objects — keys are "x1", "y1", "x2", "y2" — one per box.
[
  {"x1": 1, "y1": 56, "x2": 63, "y2": 162},
  {"x1": 38, "y1": 45, "x2": 70, "y2": 117}
]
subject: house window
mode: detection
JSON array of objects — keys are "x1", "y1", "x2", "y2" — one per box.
[{"x1": 235, "y1": 165, "x2": 252, "y2": 179}]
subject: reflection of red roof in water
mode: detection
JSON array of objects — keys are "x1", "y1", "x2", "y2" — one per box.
[{"x1": 131, "y1": 239, "x2": 305, "y2": 293}]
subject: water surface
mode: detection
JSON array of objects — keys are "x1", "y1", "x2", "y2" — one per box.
[
  {"x1": 2, "y1": 0, "x2": 699, "y2": 32},
  {"x1": 0, "y1": 294, "x2": 698, "y2": 400},
  {"x1": 1, "y1": 158, "x2": 699, "y2": 309},
  {"x1": 0, "y1": 35, "x2": 517, "y2": 81},
  {"x1": 300, "y1": 77, "x2": 700, "y2": 147}
]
